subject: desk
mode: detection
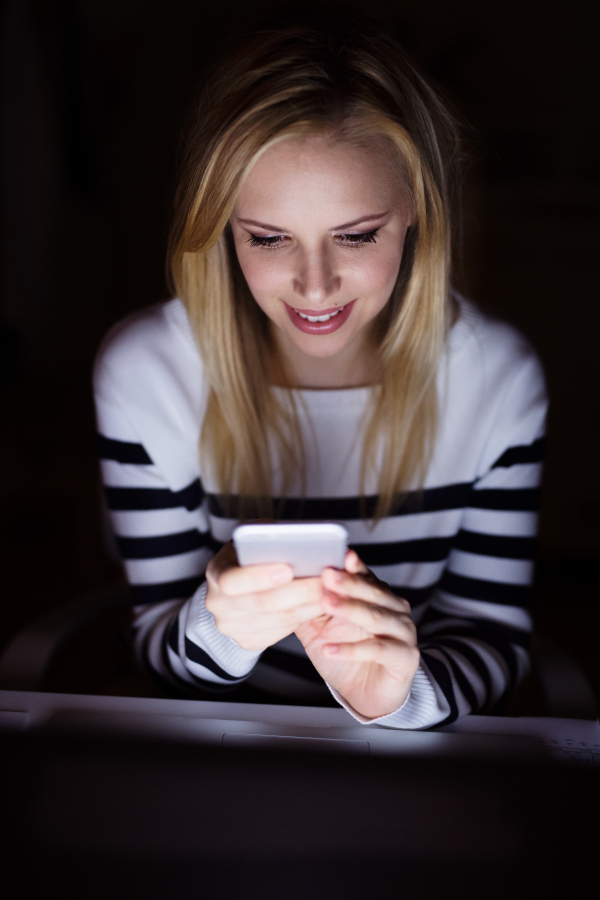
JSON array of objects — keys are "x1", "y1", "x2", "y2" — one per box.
[
  {"x1": 1, "y1": 689, "x2": 598, "y2": 899},
  {"x1": 1, "y1": 688, "x2": 599, "y2": 762}
]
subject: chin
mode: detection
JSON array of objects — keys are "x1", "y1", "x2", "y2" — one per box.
[{"x1": 293, "y1": 336, "x2": 353, "y2": 358}]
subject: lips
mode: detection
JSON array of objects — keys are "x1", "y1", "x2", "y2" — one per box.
[
  {"x1": 294, "y1": 304, "x2": 345, "y2": 321},
  {"x1": 284, "y1": 300, "x2": 356, "y2": 335}
]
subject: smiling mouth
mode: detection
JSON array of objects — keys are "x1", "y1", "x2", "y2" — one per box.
[
  {"x1": 284, "y1": 299, "x2": 355, "y2": 334},
  {"x1": 293, "y1": 305, "x2": 346, "y2": 323}
]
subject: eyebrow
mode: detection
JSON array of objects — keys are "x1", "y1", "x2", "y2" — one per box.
[{"x1": 236, "y1": 212, "x2": 389, "y2": 233}]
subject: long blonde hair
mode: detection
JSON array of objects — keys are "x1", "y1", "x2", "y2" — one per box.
[{"x1": 168, "y1": 16, "x2": 461, "y2": 520}]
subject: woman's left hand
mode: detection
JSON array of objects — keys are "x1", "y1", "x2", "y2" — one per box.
[{"x1": 295, "y1": 550, "x2": 420, "y2": 719}]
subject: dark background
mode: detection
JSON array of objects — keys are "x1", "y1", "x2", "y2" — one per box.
[{"x1": 1, "y1": 0, "x2": 599, "y2": 699}]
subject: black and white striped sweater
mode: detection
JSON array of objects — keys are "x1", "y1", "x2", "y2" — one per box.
[{"x1": 94, "y1": 297, "x2": 546, "y2": 728}]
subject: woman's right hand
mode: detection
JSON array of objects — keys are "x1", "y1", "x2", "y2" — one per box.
[{"x1": 204, "y1": 541, "x2": 326, "y2": 651}]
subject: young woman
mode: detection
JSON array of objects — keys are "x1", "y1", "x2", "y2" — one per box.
[{"x1": 94, "y1": 16, "x2": 546, "y2": 727}]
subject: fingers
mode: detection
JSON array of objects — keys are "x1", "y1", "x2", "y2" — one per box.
[
  {"x1": 211, "y1": 558, "x2": 323, "y2": 614},
  {"x1": 207, "y1": 540, "x2": 293, "y2": 595},
  {"x1": 344, "y1": 548, "x2": 369, "y2": 575},
  {"x1": 205, "y1": 525, "x2": 333, "y2": 651},
  {"x1": 206, "y1": 539, "x2": 238, "y2": 580},
  {"x1": 239, "y1": 600, "x2": 326, "y2": 643},
  {"x1": 219, "y1": 561, "x2": 294, "y2": 596},
  {"x1": 320, "y1": 552, "x2": 415, "y2": 643},
  {"x1": 257, "y1": 576, "x2": 323, "y2": 611},
  {"x1": 322, "y1": 565, "x2": 410, "y2": 615},
  {"x1": 206, "y1": 571, "x2": 324, "y2": 650},
  {"x1": 325, "y1": 637, "x2": 420, "y2": 667},
  {"x1": 324, "y1": 590, "x2": 416, "y2": 643}
]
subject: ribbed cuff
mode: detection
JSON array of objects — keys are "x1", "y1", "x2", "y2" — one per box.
[
  {"x1": 327, "y1": 662, "x2": 451, "y2": 730},
  {"x1": 185, "y1": 581, "x2": 261, "y2": 678}
]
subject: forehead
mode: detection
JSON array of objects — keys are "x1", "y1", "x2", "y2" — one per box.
[{"x1": 235, "y1": 134, "x2": 404, "y2": 221}]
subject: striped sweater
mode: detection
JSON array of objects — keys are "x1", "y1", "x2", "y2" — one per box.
[{"x1": 94, "y1": 297, "x2": 547, "y2": 729}]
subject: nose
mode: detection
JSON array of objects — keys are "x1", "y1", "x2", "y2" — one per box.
[{"x1": 292, "y1": 246, "x2": 341, "y2": 306}]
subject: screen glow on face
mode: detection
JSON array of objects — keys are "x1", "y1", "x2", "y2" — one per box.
[{"x1": 230, "y1": 134, "x2": 412, "y2": 387}]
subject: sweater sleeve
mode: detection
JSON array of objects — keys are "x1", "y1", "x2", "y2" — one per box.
[
  {"x1": 334, "y1": 434, "x2": 543, "y2": 728},
  {"x1": 331, "y1": 339, "x2": 547, "y2": 729},
  {"x1": 412, "y1": 339, "x2": 546, "y2": 726},
  {"x1": 95, "y1": 388, "x2": 261, "y2": 695},
  {"x1": 410, "y1": 436, "x2": 541, "y2": 727}
]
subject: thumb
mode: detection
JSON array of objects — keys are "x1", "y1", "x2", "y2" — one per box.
[{"x1": 345, "y1": 549, "x2": 369, "y2": 574}]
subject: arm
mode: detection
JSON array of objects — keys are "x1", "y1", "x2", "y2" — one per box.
[
  {"x1": 413, "y1": 334, "x2": 548, "y2": 725},
  {"x1": 97, "y1": 403, "x2": 262, "y2": 694},
  {"x1": 93, "y1": 302, "x2": 325, "y2": 696},
  {"x1": 97, "y1": 404, "x2": 325, "y2": 694},
  {"x1": 297, "y1": 433, "x2": 543, "y2": 727},
  {"x1": 415, "y1": 435, "x2": 542, "y2": 721},
  {"x1": 298, "y1": 336, "x2": 547, "y2": 727}
]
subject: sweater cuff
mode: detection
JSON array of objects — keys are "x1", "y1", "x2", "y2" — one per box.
[
  {"x1": 185, "y1": 581, "x2": 261, "y2": 678},
  {"x1": 326, "y1": 662, "x2": 451, "y2": 730}
]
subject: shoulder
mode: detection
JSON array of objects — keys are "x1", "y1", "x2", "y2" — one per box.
[
  {"x1": 448, "y1": 295, "x2": 546, "y2": 396},
  {"x1": 94, "y1": 298, "x2": 201, "y2": 391},
  {"x1": 93, "y1": 299, "x2": 205, "y2": 490},
  {"x1": 434, "y1": 296, "x2": 547, "y2": 478}
]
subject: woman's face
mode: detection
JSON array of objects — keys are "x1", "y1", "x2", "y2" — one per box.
[{"x1": 230, "y1": 133, "x2": 412, "y2": 386}]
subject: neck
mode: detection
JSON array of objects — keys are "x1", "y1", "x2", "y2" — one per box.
[{"x1": 270, "y1": 327, "x2": 379, "y2": 390}]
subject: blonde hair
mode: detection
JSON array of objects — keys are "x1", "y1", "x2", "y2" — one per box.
[{"x1": 168, "y1": 16, "x2": 461, "y2": 520}]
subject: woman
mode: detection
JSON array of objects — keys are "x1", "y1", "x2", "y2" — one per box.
[{"x1": 94, "y1": 16, "x2": 546, "y2": 727}]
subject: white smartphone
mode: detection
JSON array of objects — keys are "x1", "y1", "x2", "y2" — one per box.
[{"x1": 233, "y1": 522, "x2": 348, "y2": 578}]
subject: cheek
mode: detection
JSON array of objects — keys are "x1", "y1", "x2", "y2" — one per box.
[
  {"x1": 351, "y1": 246, "x2": 402, "y2": 300},
  {"x1": 236, "y1": 248, "x2": 285, "y2": 299}
]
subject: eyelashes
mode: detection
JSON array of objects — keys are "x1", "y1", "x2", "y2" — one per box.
[
  {"x1": 246, "y1": 229, "x2": 379, "y2": 250},
  {"x1": 339, "y1": 230, "x2": 379, "y2": 246},
  {"x1": 247, "y1": 235, "x2": 284, "y2": 249}
]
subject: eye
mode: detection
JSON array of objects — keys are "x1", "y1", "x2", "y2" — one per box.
[
  {"x1": 337, "y1": 229, "x2": 379, "y2": 247},
  {"x1": 247, "y1": 234, "x2": 287, "y2": 249}
]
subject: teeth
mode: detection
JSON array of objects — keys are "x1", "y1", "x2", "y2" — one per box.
[{"x1": 294, "y1": 307, "x2": 344, "y2": 322}]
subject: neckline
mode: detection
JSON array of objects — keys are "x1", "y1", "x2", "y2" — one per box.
[
  {"x1": 271, "y1": 383, "x2": 373, "y2": 413},
  {"x1": 272, "y1": 384, "x2": 375, "y2": 394}
]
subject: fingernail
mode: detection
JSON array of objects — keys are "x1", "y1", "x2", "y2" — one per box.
[{"x1": 272, "y1": 567, "x2": 291, "y2": 583}]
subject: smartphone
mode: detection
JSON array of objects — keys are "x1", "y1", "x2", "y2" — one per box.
[{"x1": 233, "y1": 522, "x2": 348, "y2": 578}]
